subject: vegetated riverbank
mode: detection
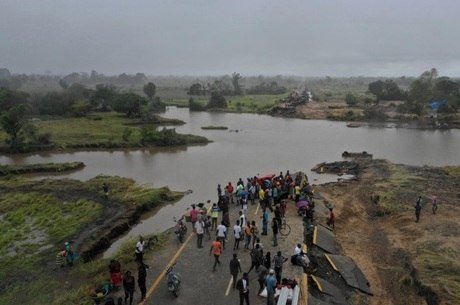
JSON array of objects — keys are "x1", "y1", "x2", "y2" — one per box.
[
  {"x1": 289, "y1": 100, "x2": 460, "y2": 129},
  {"x1": 314, "y1": 157, "x2": 460, "y2": 305},
  {"x1": 0, "y1": 112, "x2": 209, "y2": 154},
  {"x1": 0, "y1": 163, "x2": 182, "y2": 305}
]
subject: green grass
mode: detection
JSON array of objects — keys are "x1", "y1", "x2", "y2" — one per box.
[
  {"x1": 374, "y1": 164, "x2": 424, "y2": 216},
  {"x1": 414, "y1": 241, "x2": 460, "y2": 303},
  {"x1": 201, "y1": 125, "x2": 228, "y2": 130},
  {"x1": 226, "y1": 94, "x2": 287, "y2": 113},
  {"x1": 0, "y1": 111, "x2": 208, "y2": 152},
  {"x1": 0, "y1": 162, "x2": 84, "y2": 176},
  {"x1": 444, "y1": 166, "x2": 460, "y2": 177},
  {"x1": 163, "y1": 94, "x2": 288, "y2": 113},
  {"x1": 0, "y1": 172, "x2": 180, "y2": 305}
]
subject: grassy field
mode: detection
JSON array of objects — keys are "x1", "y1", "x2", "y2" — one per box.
[
  {"x1": 0, "y1": 166, "x2": 181, "y2": 305},
  {"x1": 166, "y1": 93, "x2": 288, "y2": 113},
  {"x1": 0, "y1": 112, "x2": 208, "y2": 152}
]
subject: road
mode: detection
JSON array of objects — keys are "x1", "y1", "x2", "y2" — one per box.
[{"x1": 133, "y1": 199, "x2": 306, "y2": 305}]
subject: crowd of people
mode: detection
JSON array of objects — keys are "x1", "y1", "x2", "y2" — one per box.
[
  {"x1": 201, "y1": 171, "x2": 317, "y2": 305},
  {"x1": 92, "y1": 171, "x2": 319, "y2": 305}
]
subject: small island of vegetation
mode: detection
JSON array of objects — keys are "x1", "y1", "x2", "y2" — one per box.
[{"x1": 201, "y1": 125, "x2": 228, "y2": 130}]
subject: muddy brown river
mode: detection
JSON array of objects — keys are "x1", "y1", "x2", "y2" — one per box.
[{"x1": 1, "y1": 107, "x2": 459, "y2": 256}]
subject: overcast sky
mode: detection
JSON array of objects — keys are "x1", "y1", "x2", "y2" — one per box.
[{"x1": 1, "y1": 0, "x2": 459, "y2": 77}]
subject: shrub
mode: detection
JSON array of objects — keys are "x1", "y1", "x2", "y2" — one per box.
[{"x1": 363, "y1": 106, "x2": 387, "y2": 121}]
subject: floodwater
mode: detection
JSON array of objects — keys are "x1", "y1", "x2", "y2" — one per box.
[{"x1": 1, "y1": 107, "x2": 459, "y2": 257}]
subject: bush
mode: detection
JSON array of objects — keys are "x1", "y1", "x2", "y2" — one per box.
[
  {"x1": 122, "y1": 128, "x2": 132, "y2": 142},
  {"x1": 363, "y1": 106, "x2": 387, "y2": 121},
  {"x1": 206, "y1": 92, "x2": 227, "y2": 109},
  {"x1": 345, "y1": 93, "x2": 358, "y2": 106},
  {"x1": 188, "y1": 98, "x2": 204, "y2": 111}
]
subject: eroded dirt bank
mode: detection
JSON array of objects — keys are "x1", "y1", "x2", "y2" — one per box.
[{"x1": 314, "y1": 158, "x2": 460, "y2": 305}]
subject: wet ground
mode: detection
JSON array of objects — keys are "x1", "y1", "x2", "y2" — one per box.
[{"x1": 112, "y1": 198, "x2": 307, "y2": 305}]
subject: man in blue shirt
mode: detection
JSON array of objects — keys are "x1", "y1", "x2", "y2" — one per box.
[{"x1": 265, "y1": 269, "x2": 277, "y2": 305}]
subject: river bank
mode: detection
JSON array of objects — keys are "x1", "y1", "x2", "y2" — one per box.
[
  {"x1": 0, "y1": 164, "x2": 182, "y2": 305},
  {"x1": 0, "y1": 111, "x2": 209, "y2": 154},
  {"x1": 314, "y1": 157, "x2": 460, "y2": 304}
]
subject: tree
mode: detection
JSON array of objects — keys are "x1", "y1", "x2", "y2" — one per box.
[
  {"x1": 70, "y1": 100, "x2": 92, "y2": 117},
  {"x1": 143, "y1": 82, "x2": 156, "y2": 100},
  {"x1": 368, "y1": 80, "x2": 404, "y2": 101},
  {"x1": 58, "y1": 79, "x2": 69, "y2": 90},
  {"x1": 409, "y1": 79, "x2": 432, "y2": 116},
  {"x1": 231, "y1": 72, "x2": 243, "y2": 95},
  {"x1": 92, "y1": 84, "x2": 117, "y2": 110},
  {"x1": 189, "y1": 97, "x2": 204, "y2": 111},
  {"x1": 111, "y1": 93, "x2": 148, "y2": 117},
  {"x1": 345, "y1": 93, "x2": 358, "y2": 106},
  {"x1": 433, "y1": 77, "x2": 459, "y2": 100},
  {"x1": 206, "y1": 91, "x2": 227, "y2": 109},
  {"x1": 1, "y1": 104, "x2": 28, "y2": 151},
  {"x1": 0, "y1": 88, "x2": 29, "y2": 111},
  {"x1": 187, "y1": 83, "x2": 204, "y2": 96},
  {"x1": 368, "y1": 80, "x2": 385, "y2": 101}
]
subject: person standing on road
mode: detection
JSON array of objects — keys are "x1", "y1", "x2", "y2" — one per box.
[
  {"x1": 217, "y1": 221, "x2": 227, "y2": 249},
  {"x1": 210, "y1": 237, "x2": 223, "y2": 271},
  {"x1": 123, "y1": 270, "x2": 135, "y2": 305},
  {"x1": 271, "y1": 217, "x2": 279, "y2": 247},
  {"x1": 230, "y1": 253, "x2": 242, "y2": 289},
  {"x1": 251, "y1": 221, "x2": 259, "y2": 249},
  {"x1": 256, "y1": 264, "x2": 268, "y2": 295},
  {"x1": 211, "y1": 203, "x2": 219, "y2": 231},
  {"x1": 135, "y1": 236, "x2": 145, "y2": 263},
  {"x1": 190, "y1": 204, "x2": 199, "y2": 232},
  {"x1": 234, "y1": 220, "x2": 242, "y2": 250},
  {"x1": 217, "y1": 184, "x2": 222, "y2": 198},
  {"x1": 265, "y1": 269, "x2": 277, "y2": 305},
  {"x1": 236, "y1": 272, "x2": 250, "y2": 305},
  {"x1": 239, "y1": 211, "x2": 246, "y2": 231},
  {"x1": 226, "y1": 182, "x2": 234, "y2": 204},
  {"x1": 195, "y1": 218, "x2": 205, "y2": 248},
  {"x1": 415, "y1": 196, "x2": 422, "y2": 222},
  {"x1": 137, "y1": 261, "x2": 147, "y2": 302},
  {"x1": 273, "y1": 251, "x2": 288, "y2": 284},
  {"x1": 261, "y1": 208, "x2": 269, "y2": 235},
  {"x1": 248, "y1": 244, "x2": 263, "y2": 273},
  {"x1": 244, "y1": 221, "x2": 252, "y2": 250}
]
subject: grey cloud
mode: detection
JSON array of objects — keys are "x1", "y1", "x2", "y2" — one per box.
[{"x1": 1, "y1": 0, "x2": 459, "y2": 76}]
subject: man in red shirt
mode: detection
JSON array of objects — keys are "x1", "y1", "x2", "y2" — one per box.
[
  {"x1": 210, "y1": 237, "x2": 223, "y2": 271},
  {"x1": 190, "y1": 204, "x2": 199, "y2": 232},
  {"x1": 327, "y1": 208, "x2": 335, "y2": 229},
  {"x1": 226, "y1": 182, "x2": 234, "y2": 204}
]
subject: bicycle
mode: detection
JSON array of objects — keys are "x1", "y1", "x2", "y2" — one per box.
[{"x1": 279, "y1": 217, "x2": 291, "y2": 236}]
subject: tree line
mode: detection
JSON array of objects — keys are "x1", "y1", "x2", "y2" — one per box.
[
  {"x1": 345, "y1": 68, "x2": 460, "y2": 117},
  {"x1": 0, "y1": 81, "x2": 163, "y2": 152}
]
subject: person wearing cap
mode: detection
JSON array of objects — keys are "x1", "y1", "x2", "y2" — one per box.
[{"x1": 264, "y1": 269, "x2": 277, "y2": 305}]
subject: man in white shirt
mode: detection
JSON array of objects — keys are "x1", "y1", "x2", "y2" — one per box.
[
  {"x1": 135, "y1": 236, "x2": 145, "y2": 263},
  {"x1": 233, "y1": 220, "x2": 242, "y2": 250},
  {"x1": 195, "y1": 219, "x2": 205, "y2": 248},
  {"x1": 239, "y1": 211, "x2": 246, "y2": 230},
  {"x1": 216, "y1": 221, "x2": 227, "y2": 249},
  {"x1": 293, "y1": 243, "x2": 309, "y2": 266}
]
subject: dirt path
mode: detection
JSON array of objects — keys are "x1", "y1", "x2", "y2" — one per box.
[{"x1": 315, "y1": 159, "x2": 460, "y2": 305}]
